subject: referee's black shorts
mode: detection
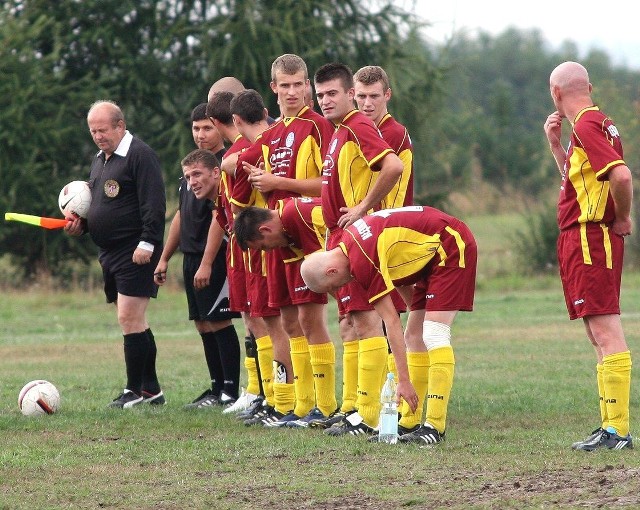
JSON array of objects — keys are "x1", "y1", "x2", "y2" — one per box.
[
  {"x1": 183, "y1": 246, "x2": 240, "y2": 322},
  {"x1": 98, "y1": 241, "x2": 162, "y2": 303}
]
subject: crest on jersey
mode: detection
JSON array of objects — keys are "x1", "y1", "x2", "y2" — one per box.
[
  {"x1": 104, "y1": 179, "x2": 120, "y2": 198},
  {"x1": 285, "y1": 132, "x2": 295, "y2": 148}
]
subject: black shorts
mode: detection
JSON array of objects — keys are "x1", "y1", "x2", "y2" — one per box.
[
  {"x1": 98, "y1": 242, "x2": 161, "y2": 303},
  {"x1": 183, "y1": 248, "x2": 240, "y2": 322}
]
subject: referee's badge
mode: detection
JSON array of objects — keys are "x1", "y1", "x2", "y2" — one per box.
[{"x1": 104, "y1": 179, "x2": 120, "y2": 198}]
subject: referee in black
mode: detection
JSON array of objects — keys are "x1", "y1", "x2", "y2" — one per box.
[{"x1": 65, "y1": 100, "x2": 166, "y2": 409}]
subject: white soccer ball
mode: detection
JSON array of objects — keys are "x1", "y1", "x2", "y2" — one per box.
[
  {"x1": 58, "y1": 180, "x2": 92, "y2": 219},
  {"x1": 18, "y1": 380, "x2": 61, "y2": 416}
]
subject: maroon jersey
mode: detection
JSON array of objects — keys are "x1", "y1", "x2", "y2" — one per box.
[
  {"x1": 378, "y1": 113, "x2": 413, "y2": 208},
  {"x1": 230, "y1": 128, "x2": 276, "y2": 209},
  {"x1": 339, "y1": 206, "x2": 474, "y2": 303},
  {"x1": 262, "y1": 106, "x2": 334, "y2": 208},
  {"x1": 558, "y1": 106, "x2": 625, "y2": 230},
  {"x1": 218, "y1": 134, "x2": 252, "y2": 233},
  {"x1": 277, "y1": 196, "x2": 326, "y2": 260},
  {"x1": 321, "y1": 109, "x2": 394, "y2": 231}
]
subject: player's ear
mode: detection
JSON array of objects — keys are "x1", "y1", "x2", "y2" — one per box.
[{"x1": 258, "y1": 224, "x2": 271, "y2": 234}]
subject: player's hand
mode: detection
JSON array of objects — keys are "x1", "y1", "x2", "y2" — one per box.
[
  {"x1": 132, "y1": 246, "x2": 152, "y2": 265},
  {"x1": 242, "y1": 161, "x2": 263, "y2": 176},
  {"x1": 63, "y1": 217, "x2": 84, "y2": 236},
  {"x1": 396, "y1": 380, "x2": 418, "y2": 413},
  {"x1": 337, "y1": 204, "x2": 366, "y2": 229},
  {"x1": 193, "y1": 264, "x2": 211, "y2": 290},
  {"x1": 612, "y1": 216, "x2": 633, "y2": 238},
  {"x1": 249, "y1": 171, "x2": 278, "y2": 193},
  {"x1": 544, "y1": 111, "x2": 563, "y2": 148},
  {"x1": 153, "y1": 261, "x2": 168, "y2": 285}
]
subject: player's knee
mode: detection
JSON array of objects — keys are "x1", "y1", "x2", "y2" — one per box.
[{"x1": 423, "y1": 320, "x2": 451, "y2": 351}]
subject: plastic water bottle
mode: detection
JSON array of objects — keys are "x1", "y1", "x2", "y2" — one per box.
[{"x1": 378, "y1": 372, "x2": 398, "y2": 444}]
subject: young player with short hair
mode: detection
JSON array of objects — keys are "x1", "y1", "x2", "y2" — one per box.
[
  {"x1": 206, "y1": 89, "x2": 266, "y2": 413},
  {"x1": 239, "y1": 54, "x2": 335, "y2": 428},
  {"x1": 312, "y1": 63, "x2": 405, "y2": 436}
]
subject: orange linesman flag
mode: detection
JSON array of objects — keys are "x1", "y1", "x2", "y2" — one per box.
[{"x1": 4, "y1": 212, "x2": 69, "y2": 230}]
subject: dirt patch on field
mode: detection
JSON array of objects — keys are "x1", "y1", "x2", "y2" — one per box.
[{"x1": 230, "y1": 465, "x2": 640, "y2": 510}]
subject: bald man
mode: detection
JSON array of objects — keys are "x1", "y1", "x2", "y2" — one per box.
[
  {"x1": 301, "y1": 205, "x2": 478, "y2": 445},
  {"x1": 545, "y1": 61, "x2": 633, "y2": 451},
  {"x1": 208, "y1": 76, "x2": 245, "y2": 102}
]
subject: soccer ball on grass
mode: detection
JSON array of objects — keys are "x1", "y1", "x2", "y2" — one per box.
[{"x1": 18, "y1": 380, "x2": 61, "y2": 416}]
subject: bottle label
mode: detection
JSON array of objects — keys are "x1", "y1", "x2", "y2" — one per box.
[{"x1": 379, "y1": 412, "x2": 398, "y2": 435}]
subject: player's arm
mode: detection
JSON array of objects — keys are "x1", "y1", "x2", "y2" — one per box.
[
  {"x1": 372, "y1": 294, "x2": 418, "y2": 411},
  {"x1": 194, "y1": 211, "x2": 226, "y2": 290},
  {"x1": 544, "y1": 111, "x2": 567, "y2": 176},
  {"x1": 133, "y1": 148, "x2": 166, "y2": 265},
  {"x1": 609, "y1": 164, "x2": 633, "y2": 237},
  {"x1": 221, "y1": 152, "x2": 240, "y2": 177},
  {"x1": 154, "y1": 210, "x2": 180, "y2": 285},
  {"x1": 337, "y1": 152, "x2": 403, "y2": 228}
]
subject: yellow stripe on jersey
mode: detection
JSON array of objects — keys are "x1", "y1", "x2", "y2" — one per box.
[
  {"x1": 568, "y1": 147, "x2": 610, "y2": 223},
  {"x1": 229, "y1": 187, "x2": 264, "y2": 210},
  {"x1": 580, "y1": 223, "x2": 592, "y2": 265},
  {"x1": 295, "y1": 130, "x2": 324, "y2": 181},
  {"x1": 376, "y1": 227, "x2": 441, "y2": 282},
  {"x1": 601, "y1": 224, "x2": 613, "y2": 269},
  {"x1": 337, "y1": 140, "x2": 379, "y2": 208},
  {"x1": 382, "y1": 147, "x2": 412, "y2": 209},
  {"x1": 310, "y1": 206, "x2": 327, "y2": 252},
  {"x1": 246, "y1": 249, "x2": 268, "y2": 276},
  {"x1": 441, "y1": 226, "x2": 466, "y2": 268},
  {"x1": 261, "y1": 120, "x2": 323, "y2": 182}
]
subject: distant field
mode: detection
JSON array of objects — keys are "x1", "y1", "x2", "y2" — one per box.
[{"x1": 463, "y1": 212, "x2": 530, "y2": 280}]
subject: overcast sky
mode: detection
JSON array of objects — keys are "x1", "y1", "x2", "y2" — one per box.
[{"x1": 395, "y1": 0, "x2": 640, "y2": 69}]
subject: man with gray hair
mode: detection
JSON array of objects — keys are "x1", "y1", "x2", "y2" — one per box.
[{"x1": 65, "y1": 100, "x2": 166, "y2": 409}]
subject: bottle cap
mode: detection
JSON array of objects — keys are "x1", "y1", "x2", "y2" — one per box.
[{"x1": 387, "y1": 372, "x2": 394, "y2": 380}]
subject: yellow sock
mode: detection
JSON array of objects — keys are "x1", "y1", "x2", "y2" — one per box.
[
  {"x1": 602, "y1": 351, "x2": 632, "y2": 436},
  {"x1": 341, "y1": 340, "x2": 359, "y2": 413},
  {"x1": 424, "y1": 346, "x2": 455, "y2": 434},
  {"x1": 399, "y1": 351, "x2": 429, "y2": 429},
  {"x1": 290, "y1": 336, "x2": 314, "y2": 417},
  {"x1": 272, "y1": 372, "x2": 296, "y2": 415},
  {"x1": 244, "y1": 356, "x2": 261, "y2": 396},
  {"x1": 356, "y1": 336, "x2": 389, "y2": 427},
  {"x1": 309, "y1": 342, "x2": 337, "y2": 416},
  {"x1": 255, "y1": 335, "x2": 274, "y2": 406},
  {"x1": 596, "y1": 363, "x2": 608, "y2": 429}
]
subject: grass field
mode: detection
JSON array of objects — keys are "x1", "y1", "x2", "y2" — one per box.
[
  {"x1": 1, "y1": 269, "x2": 639, "y2": 509},
  {"x1": 1, "y1": 213, "x2": 639, "y2": 509}
]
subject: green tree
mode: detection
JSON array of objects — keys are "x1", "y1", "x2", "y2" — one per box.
[
  {"x1": 1, "y1": 0, "x2": 442, "y2": 281},
  {"x1": 0, "y1": 9, "x2": 96, "y2": 280}
]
